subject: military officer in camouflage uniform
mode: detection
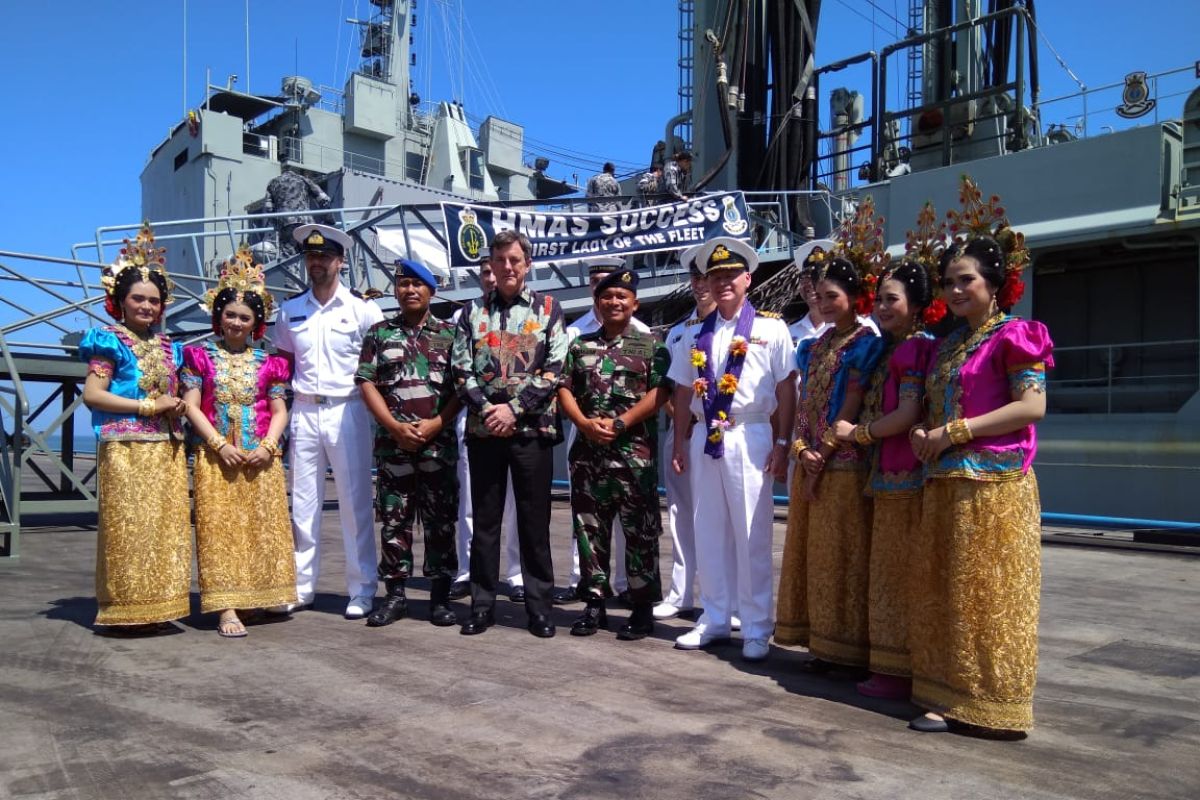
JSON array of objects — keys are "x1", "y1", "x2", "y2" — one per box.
[
  {"x1": 263, "y1": 167, "x2": 331, "y2": 261},
  {"x1": 585, "y1": 162, "x2": 622, "y2": 212},
  {"x1": 558, "y1": 267, "x2": 670, "y2": 640},
  {"x1": 663, "y1": 150, "x2": 693, "y2": 202},
  {"x1": 356, "y1": 258, "x2": 461, "y2": 628}
]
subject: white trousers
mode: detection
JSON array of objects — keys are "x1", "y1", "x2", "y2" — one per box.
[
  {"x1": 565, "y1": 422, "x2": 628, "y2": 591},
  {"x1": 289, "y1": 398, "x2": 378, "y2": 601},
  {"x1": 688, "y1": 421, "x2": 775, "y2": 640},
  {"x1": 660, "y1": 420, "x2": 697, "y2": 608},
  {"x1": 455, "y1": 413, "x2": 522, "y2": 586}
]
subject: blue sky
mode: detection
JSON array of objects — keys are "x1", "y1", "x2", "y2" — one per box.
[{"x1": 1, "y1": 0, "x2": 1196, "y2": 261}]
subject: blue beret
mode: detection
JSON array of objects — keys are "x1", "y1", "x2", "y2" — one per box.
[
  {"x1": 395, "y1": 258, "x2": 437, "y2": 292},
  {"x1": 593, "y1": 268, "x2": 639, "y2": 297}
]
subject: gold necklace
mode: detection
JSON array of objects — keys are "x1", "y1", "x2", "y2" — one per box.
[
  {"x1": 115, "y1": 324, "x2": 170, "y2": 397},
  {"x1": 212, "y1": 341, "x2": 258, "y2": 406}
]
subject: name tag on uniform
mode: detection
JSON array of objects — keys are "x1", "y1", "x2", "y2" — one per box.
[
  {"x1": 622, "y1": 341, "x2": 654, "y2": 359},
  {"x1": 290, "y1": 315, "x2": 308, "y2": 323}
]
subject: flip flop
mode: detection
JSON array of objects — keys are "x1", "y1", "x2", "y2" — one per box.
[{"x1": 218, "y1": 617, "x2": 248, "y2": 638}]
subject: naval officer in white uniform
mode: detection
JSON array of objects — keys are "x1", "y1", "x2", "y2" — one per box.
[
  {"x1": 556, "y1": 255, "x2": 651, "y2": 603},
  {"x1": 273, "y1": 224, "x2": 384, "y2": 618},
  {"x1": 668, "y1": 237, "x2": 794, "y2": 662}
]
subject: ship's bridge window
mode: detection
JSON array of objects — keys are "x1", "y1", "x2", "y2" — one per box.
[
  {"x1": 459, "y1": 147, "x2": 485, "y2": 192},
  {"x1": 1034, "y1": 237, "x2": 1199, "y2": 414},
  {"x1": 405, "y1": 152, "x2": 425, "y2": 182}
]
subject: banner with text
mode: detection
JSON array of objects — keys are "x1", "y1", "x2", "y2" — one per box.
[{"x1": 440, "y1": 192, "x2": 751, "y2": 267}]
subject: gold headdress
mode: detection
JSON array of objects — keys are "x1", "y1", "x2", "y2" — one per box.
[
  {"x1": 829, "y1": 196, "x2": 890, "y2": 314},
  {"x1": 945, "y1": 175, "x2": 1029, "y2": 308},
  {"x1": 899, "y1": 201, "x2": 948, "y2": 323},
  {"x1": 203, "y1": 244, "x2": 275, "y2": 321},
  {"x1": 101, "y1": 221, "x2": 174, "y2": 303}
]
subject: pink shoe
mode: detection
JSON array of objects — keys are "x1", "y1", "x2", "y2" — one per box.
[{"x1": 856, "y1": 673, "x2": 912, "y2": 699}]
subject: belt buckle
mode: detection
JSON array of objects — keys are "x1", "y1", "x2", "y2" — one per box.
[{"x1": 313, "y1": 394, "x2": 327, "y2": 405}]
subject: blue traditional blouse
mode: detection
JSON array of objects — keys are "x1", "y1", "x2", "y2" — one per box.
[{"x1": 79, "y1": 325, "x2": 184, "y2": 441}]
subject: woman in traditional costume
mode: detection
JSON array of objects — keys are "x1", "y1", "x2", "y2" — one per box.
[
  {"x1": 182, "y1": 245, "x2": 295, "y2": 638},
  {"x1": 908, "y1": 176, "x2": 1053, "y2": 736},
  {"x1": 833, "y1": 203, "x2": 945, "y2": 698},
  {"x1": 80, "y1": 223, "x2": 191, "y2": 634},
  {"x1": 775, "y1": 199, "x2": 884, "y2": 670}
]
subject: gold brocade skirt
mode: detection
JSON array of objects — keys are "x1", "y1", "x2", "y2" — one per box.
[
  {"x1": 867, "y1": 493, "x2": 922, "y2": 676},
  {"x1": 95, "y1": 440, "x2": 192, "y2": 625},
  {"x1": 775, "y1": 467, "x2": 811, "y2": 646},
  {"x1": 909, "y1": 471, "x2": 1042, "y2": 732},
  {"x1": 193, "y1": 448, "x2": 297, "y2": 613},
  {"x1": 806, "y1": 469, "x2": 872, "y2": 666}
]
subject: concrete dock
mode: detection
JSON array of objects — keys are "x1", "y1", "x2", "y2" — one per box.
[{"x1": 1, "y1": 495, "x2": 1198, "y2": 800}]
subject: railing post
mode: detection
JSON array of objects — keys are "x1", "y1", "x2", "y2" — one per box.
[{"x1": 1106, "y1": 345, "x2": 1113, "y2": 414}]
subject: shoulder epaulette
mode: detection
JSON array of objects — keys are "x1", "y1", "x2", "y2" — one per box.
[
  {"x1": 757, "y1": 310, "x2": 782, "y2": 319},
  {"x1": 685, "y1": 317, "x2": 704, "y2": 327},
  {"x1": 349, "y1": 288, "x2": 365, "y2": 299}
]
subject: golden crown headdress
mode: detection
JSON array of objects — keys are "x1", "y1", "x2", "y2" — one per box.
[
  {"x1": 945, "y1": 175, "x2": 1029, "y2": 306},
  {"x1": 898, "y1": 201, "x2": 949, "y2": 324},
  {"x1": 830, "y1": 196, "x2": 889, "y2": 313},
  {"x1": 203, "y1": 243, "x2": 275, "y2": 320},
  {"x1": 101, "y1": 221, "x2": 174, "y2": 303}
]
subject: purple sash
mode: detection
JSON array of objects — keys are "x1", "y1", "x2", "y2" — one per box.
[{"x1": 694, "y1": 301, "x2": 755, "y2": 458}]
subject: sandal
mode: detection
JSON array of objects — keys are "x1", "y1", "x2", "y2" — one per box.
[{"x1": 218, "y1": 612, "x2": 247, "y2": 639}]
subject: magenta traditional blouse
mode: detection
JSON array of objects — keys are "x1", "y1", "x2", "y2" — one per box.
[
  {"x1": 862, "y1": 333, "x2": 939, "y2": 496},
  {"x1": 181, "y1": 342, "x2": 290, "y2": 450},
  {"x1": 924, "y1": 315, "x2": 1054, "y2": 481}
]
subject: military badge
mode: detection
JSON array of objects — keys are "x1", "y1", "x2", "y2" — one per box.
[
  {"x1": 720, "y1": 194, "x2": 748, "y2": 235},
  {"x1": 457, "y1": 207, "x2": 486, "y2": 263}
]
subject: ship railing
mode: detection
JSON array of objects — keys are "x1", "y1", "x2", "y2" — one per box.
[
  {"x1": 813, "y1": 6, "x2": 1037, "y2": 189},
  {"x1": 0, "y1": 332, "x2": 29, "y2": 559},
  {"x1": 1046, "y1": 339, "x2": 1200, "y2": 415},
  {"x1": 1033, "y1": 64, "x2": 1197, "y2": 142}
]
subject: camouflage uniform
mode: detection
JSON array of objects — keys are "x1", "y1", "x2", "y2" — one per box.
[
  {"x1": 355, "y1": 314, "x2": 459, "y2": 581},
  {"x1": 563, "y1": 329, "x2": 670, "y2": 604},
  {"x1": 264, "y1": 171, "x2": 331, "y2": 261},
  {"x1": 663, "y1": 160, "x2": 689, "y2": 201},
  {"x1": 586, "y1": 171, "x2": 621, "y2": 212}
]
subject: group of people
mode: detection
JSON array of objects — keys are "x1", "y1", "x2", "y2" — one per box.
[{"x1": 83, "y1": 173, "x2": 1052, "y2": 740}]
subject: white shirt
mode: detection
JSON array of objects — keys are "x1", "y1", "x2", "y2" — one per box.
[
  {"x1": 666, "y1": 303, "x2": 793, "y2": 419},
  {"x1": 272, "y1": 282, "x2": 384, "y2": 396},
  {"x1": 567, "y1": 307, "x2": 650, "y2": 342}
]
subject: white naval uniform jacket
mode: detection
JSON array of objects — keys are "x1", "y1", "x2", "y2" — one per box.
[{"x1": 272, "y1": 283, "x2": 384, "y2": 396}]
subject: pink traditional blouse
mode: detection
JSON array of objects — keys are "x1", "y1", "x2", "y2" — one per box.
[
  {"x1": 181, "y1": 342, "x2": 290, "y2": 451},
  {"x1": 923, "y1": 314, "x2": 1054, "y2": 481},
  {"x1": 861, "y1": 333, "x2": 939, "y2": 496}
]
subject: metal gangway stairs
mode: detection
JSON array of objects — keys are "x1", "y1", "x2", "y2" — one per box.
[{"x1": 0, "y1": 190, "x2": 834, "y2": 560}]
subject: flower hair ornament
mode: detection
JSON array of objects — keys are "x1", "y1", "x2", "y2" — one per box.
[
  {"x1": 203, "y1": 243, "x2": 276, "y2": 339},
  {"x1": 901, "y1": 201, "x2": 948, "y2": 325},
  {"x1": 946, "y1": 175, "x2": 1030, "y2": 309},
  {"x1": 100, "y1": 221, "x2": 175, "y2": 319},
  {"x1": 830, "y1": 196, "x2": 890, "y2": 316}
]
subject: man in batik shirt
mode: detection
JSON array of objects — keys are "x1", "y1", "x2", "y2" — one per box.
[{"x1": 451, "y1": 230, "x2": 568, "y2": 639}]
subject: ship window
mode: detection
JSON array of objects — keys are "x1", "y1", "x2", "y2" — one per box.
[
  {"x1": 405, "y1": 152, "x2": 425, "y2": 182},
  {"x1": 1034, "y1": 238, "x2": 1199, "y2": 414},
  {"x1": 459, "y1": 147, "x2": 485, "y2": 192},
  {"x1": 173, "y1": 149, "x2": 188, "y2": 171}
]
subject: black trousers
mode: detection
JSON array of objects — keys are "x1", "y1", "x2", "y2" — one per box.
[{"x1": 466, "y1": 436, "x2": 556, "y2": 616}]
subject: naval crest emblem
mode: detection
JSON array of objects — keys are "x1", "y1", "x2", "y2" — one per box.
[
  {"x1": 457, "y1": 208, "x2": 486, "y2": 263},
  {"x1": 1116, "y1": 71, "x2": 1155, "y2": 119},
  {"x1": 720, "y1": 194, "x2": 748, "y2": 235}
]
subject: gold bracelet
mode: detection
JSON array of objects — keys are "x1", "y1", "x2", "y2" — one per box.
[
  {"x1": 854, "y1": 423, "x2": 875, "y2": 446},
  {"x1": 790, "y1": 439, "x2": 809, "y2": 460},
  {"x1": 138, "y1": 397, "x2": 156, "y2": 417},
  {"x1": 259, "y1": 437, "x2": 279, "y2": 456},
  {"x1": 206, "y1": 434, "x2": 228, "y2": 453},
  {"x1": 947, "y1": 418, "x2": 974, "y2": 446},
  {"x1": 821, "y1": 428, "x2": 840, "y2": 449}
]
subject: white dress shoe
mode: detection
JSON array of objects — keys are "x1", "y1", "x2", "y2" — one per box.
[
  {"x1": 742, "y1": 637, "x2": 770, "y2": 662},
  {"x1": 731, "y1": 615, "x2": 742, "y2": 632},
  {"x1": 674, "y1": 623, "x2": 732, "y2": 650},
  {"x1": 345, "y1": 594, "x2": 375, "y2": 619},
  {"x1": 653, "y1": 602, "x2": 691, "y2": 620},
  {"x1": 267, "y1": 597, "x2": 313, "y2": 614}
]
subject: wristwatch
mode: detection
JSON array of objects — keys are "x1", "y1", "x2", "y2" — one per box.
[{"x1": 612, "y1": 418, "x2": 626, "y2": 434}]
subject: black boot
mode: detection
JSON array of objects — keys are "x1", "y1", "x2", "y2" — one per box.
[
  {"x1": 570, "y1": 599, "x2": 608, "y2": 637},
  {"x1": 366, "y1": 579, "x2": 407, "y2": 627},
  {"x1": 429, "y1": 577, "x2": 457, "y2": 627},
  {"x1": 617, "y1": 603, "x2": 654, "y2": 641}
]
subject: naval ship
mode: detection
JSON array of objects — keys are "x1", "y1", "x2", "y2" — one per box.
[{"x1": 0, "y1": 0, "x2": 1197, "y2": 560}]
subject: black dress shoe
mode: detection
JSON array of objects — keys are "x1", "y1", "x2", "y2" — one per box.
[
  {"x1": 909, "y1": 714, "x2": 950, "y2": 733},
  {"x1": 366, "y1": 593, "x2": 407, "y2": 627},
  {"x1": 509, "y1": 586, "x2": 526, "y2": 603},
  {"x1": 617, "y1": 603, "x2": 654, "y2": 641},
  {"x1": 429, "y1": 604, "x2": 457, "y2": 627},
  {"x1": 570, "y1": 602, "x2": 608, "y2": 636},
  {"x1": 459, "y1": 610, "x2": 495, "y2": 636},
  {"x1": 527, "y1": 613, "x2": 556, "y2": 638},
  {"x1": 798, "y1": 657, "x2": 836, "y2": 674},
  {"x1": 448, "y1": 580, "x2": 470, "y2": 600},
  {"x1": 552, "y1": 586, "x2": 580, "y2": 605}
]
